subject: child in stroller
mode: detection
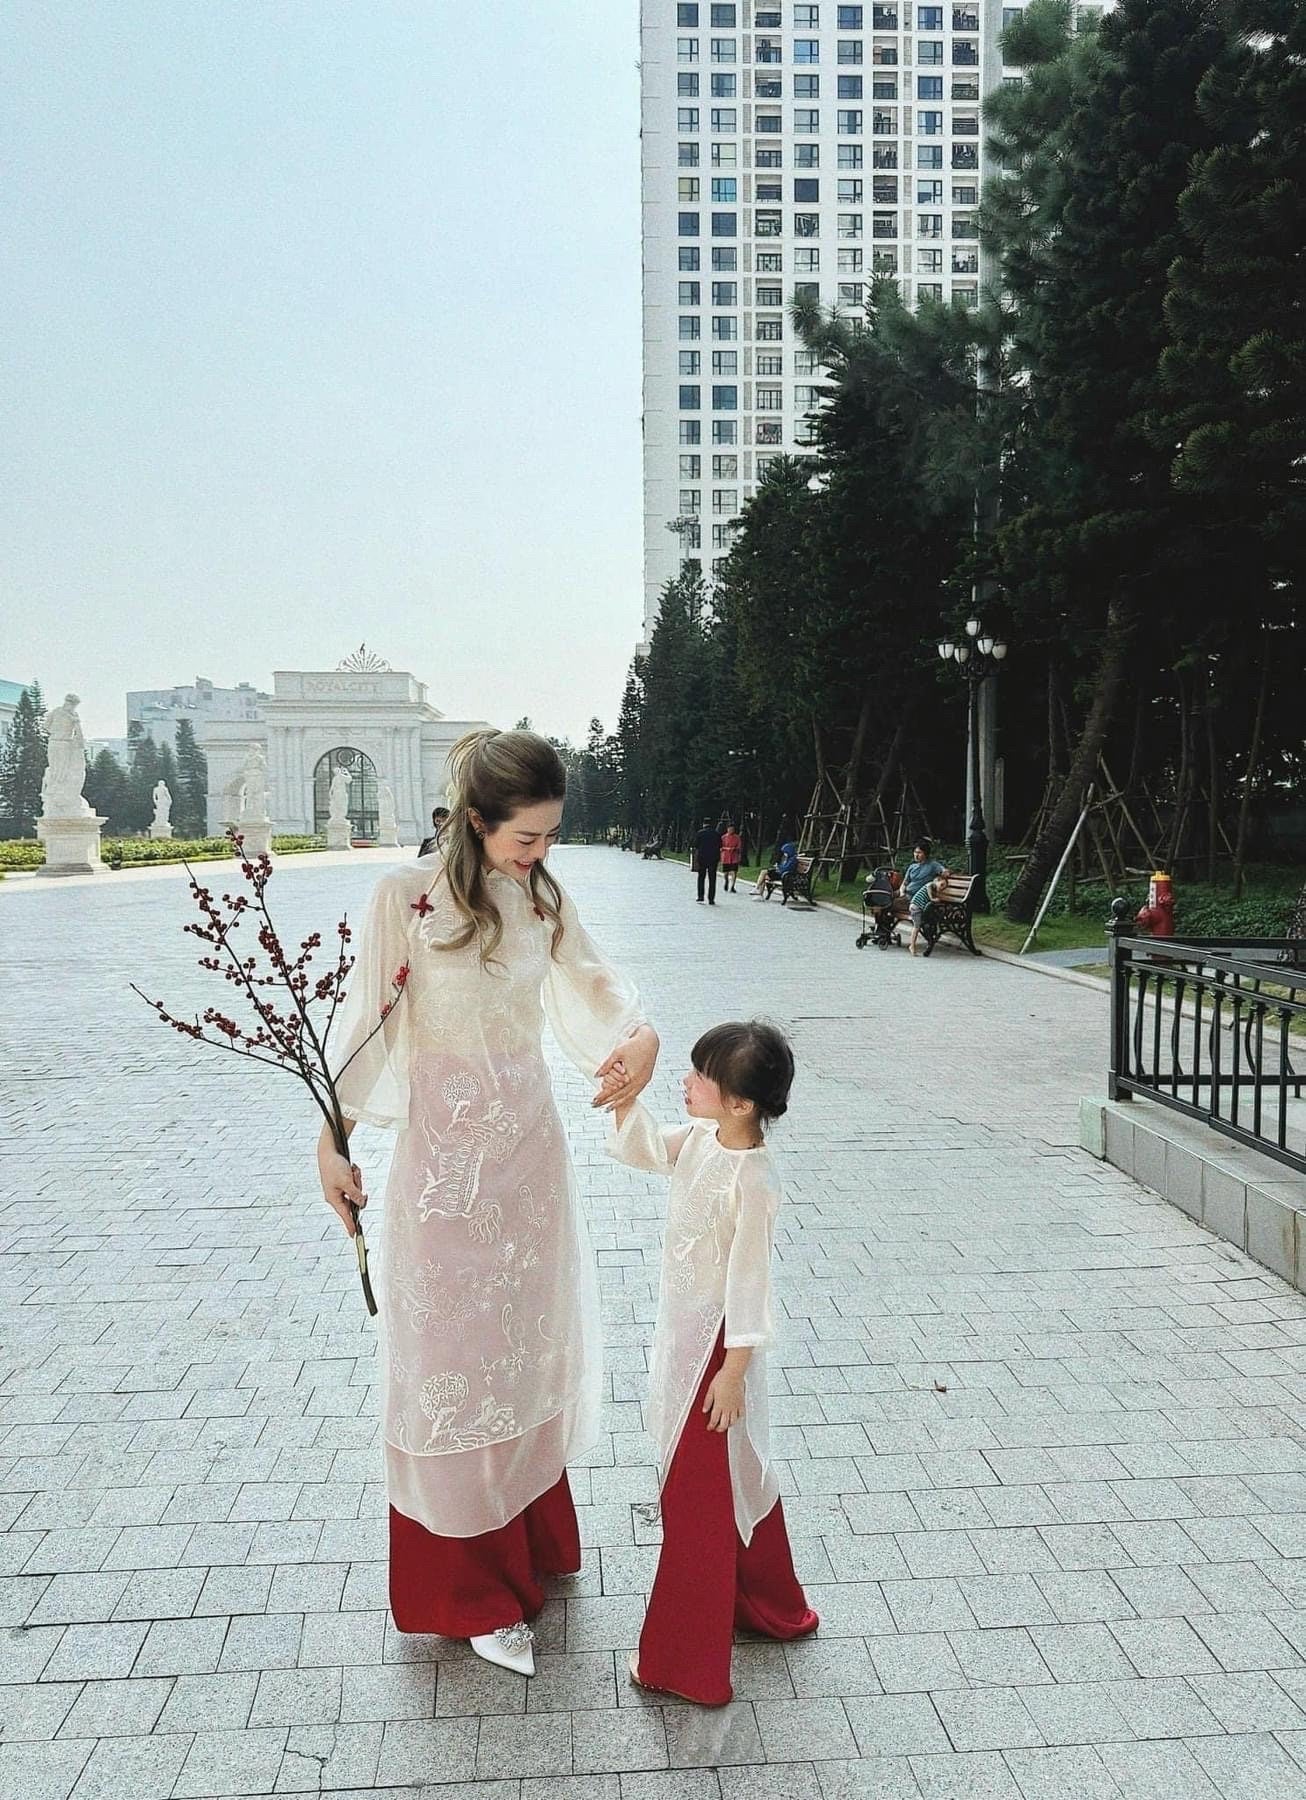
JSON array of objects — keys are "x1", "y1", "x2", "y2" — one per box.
[{"x1": 855, "y1": 867, "x2": 903, "y2": 949}]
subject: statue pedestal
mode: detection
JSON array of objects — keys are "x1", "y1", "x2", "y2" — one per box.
[
  {"x1": 149, "y1": 822, "x2": 174, "y2": 841},
  {"x1": 326, "y1": 821, "x2": 352, "y2": 851},
  {"x1": 239, "y1": 820, "x2": 273, "y2": 857},
  {"x1": 377, "y1": 825, "x2": 400, "y2": 848},
  {"x1": 37, "y1": 814, "x2": 106, "y2": 876}
]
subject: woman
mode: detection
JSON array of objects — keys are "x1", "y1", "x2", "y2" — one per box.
[
  {"x1": 899, "y1": 838, "x2": 949, "y2": 953},
  {"x1": 317, "y1": 729, "x2": 659, "y2": 1676},
  {"x1": 755, "y1": 840, "x2": 798, "y2": 902},
  {"x1": 719, "y1": 822, "x2": 743, "y2": 893}
]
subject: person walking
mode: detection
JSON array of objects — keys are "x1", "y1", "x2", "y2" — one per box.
[
  {"x1": 417, "y1": 805, "x2": 450, "y2": 857},
  {"x1": 693, "y1": 817, "x2": 722, "y2": 905},
  {"x1": 719, "y1": 823, "x2": 743, "y2": 893},
  {"x1": 318, "y1": 729, "x2": 660, "y2": 1678}
]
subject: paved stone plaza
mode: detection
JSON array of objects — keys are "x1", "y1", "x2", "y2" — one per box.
[{"x1": 2, "y1": 847, "x2": 1305, "y2": 1800}]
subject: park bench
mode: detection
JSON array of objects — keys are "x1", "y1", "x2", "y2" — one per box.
[
  {"x1": 757, "y1": 853, "x2": 816, "y2": 906},
  {"x1": 917, "y1": 872, "x2": 982, "y2": 956}
]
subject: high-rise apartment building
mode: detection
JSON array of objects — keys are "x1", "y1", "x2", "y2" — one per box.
[{"x1": 639, "y1": 0, "x2": 1020, "y2": 639}]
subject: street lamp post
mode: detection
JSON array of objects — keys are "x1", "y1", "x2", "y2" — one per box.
[{"x1": 937, "y1": 618, "x2": 1009, "y2": 913}]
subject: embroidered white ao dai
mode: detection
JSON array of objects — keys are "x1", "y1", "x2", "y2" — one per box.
[
  {"x1": 607, "y1": 1106, "x2": 781, "y2": 1544},
  {"x1": 331, "y1": 858, "x2": 643, "y2": 1538}
]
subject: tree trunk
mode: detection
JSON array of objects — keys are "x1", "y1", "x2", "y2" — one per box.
[
  {"x1": 1004, "y1": 599, "x2": 1132, "y2": 923},
  {"x1": 1047, "y1": 655, "x2": 1061, "y2": 778},
  {"x1": 1166, "y1": 673, "x2": 1191, "y2": 873},
  {"x1": 1232, "y1": 633, "x2": 1270, "y2": 901},
  {"x1": 1204, "y1": 663, "x2": 1219, "y2": 888}
]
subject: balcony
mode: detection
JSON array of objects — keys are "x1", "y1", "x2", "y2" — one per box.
[
  {"x1": 951, "y1": 251, "x2": 978, "y2": 273},
  {"x1": 872, "y1": 5, "x2": 898, "y2": 24},
  {"x1": 952, "y1": 145, "x2": 978, "y2": 169},
  {"x1": 952, "y1": 7, "x2": 979, "y2": 27}
]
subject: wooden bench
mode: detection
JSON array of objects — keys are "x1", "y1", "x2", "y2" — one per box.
[{"x1": 914, "y1": 872, "x2": 981, "y2": 956}]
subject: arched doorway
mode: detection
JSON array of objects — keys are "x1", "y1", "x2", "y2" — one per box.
[{"x1": 313, "y1": 746, "x2": 379, "y2": 841}]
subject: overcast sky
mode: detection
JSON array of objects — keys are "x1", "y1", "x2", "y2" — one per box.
[{"x1": 3, "y1": 1, "x2": 642, "y2": 745}]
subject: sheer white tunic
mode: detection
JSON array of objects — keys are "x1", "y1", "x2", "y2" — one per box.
[
  {"x1": 607, "y1": 1106, "x2": 781, "y2": 1544},
  {"x1": 331, "y1": 857, "x2": 643, "y2": 1538}
]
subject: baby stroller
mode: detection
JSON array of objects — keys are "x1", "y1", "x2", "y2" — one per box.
[{"x1": 855, "y1": 866, "x2": 902, "y2": 949}]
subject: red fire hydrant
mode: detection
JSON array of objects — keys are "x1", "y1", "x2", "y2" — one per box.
[{"x1": 1136, "y1": 870, "x2": 1175, "y2": 938}]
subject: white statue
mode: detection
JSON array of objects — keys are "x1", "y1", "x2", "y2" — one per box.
[
  {"x1": 40, "y1": 694, "x2": 92, "y2": 818},
  {"x1": 377, "y1": 779, "x2": 399, "y2": 847},
  {"x1": 239, "y1": 744, "x2": 269, "y2": 823},
  {"x1": 328, "y1": 765, "x2": 352, "y2": 826},
  {"x1": 150, "y1": 779, "x2": 173, "y2": 840}
]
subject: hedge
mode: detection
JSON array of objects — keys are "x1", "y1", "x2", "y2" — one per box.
[{"x1": 0, "y1": 835, "x2": 328, "y2": 872}]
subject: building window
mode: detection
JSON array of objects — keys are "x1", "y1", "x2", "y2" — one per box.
[
  {"x1": 918, "y1": 247, "x2": 943, "y2": 272},
  {"x1": 795, "y1": 246, "x2": 820, "y2": 270},
  {"x1": 918, "y1": 39, "x2": 942, "y2": 63},
  {"x1": 794, "y1": 73, "x2": 820, "y2": 98},
  {"x1": 873, "y1": 75, "x2": 898, "y2": 99},
  {"x1": 711, "y1": 211, "x2": 738, "y2": 236},
  {"x1": 679, "y1": 419, "x2": 701, "y2": 443},
  {"x1": 838, "y1": 178, "x2": 864, "y2": 203},
  {"x1": 755, "y1": 5, "x2": 782, "y2": 22},
  {"x1": 711, "y1": 37, "x2": 737, "y2": 61},
  {"x1": 756, "y1": 316, "x2": 784, "y2": 339},
  {"x1": 838, "y1": 212, "x2": 863, "y2": 238},
  {"x1": 757, "y1": 112, "x2": 782, "y2": 133},
  {"x1": 756, "y1": 74, "x2": 782, "y2": 98},
  {"x1": 794, "y1": 143, "x2": 820, "y2": 168},
  {"x1": 711, "y1": 106, "x2": 737, "y2": 130},
  {"x1": 794, "y1": 384, "x2": 822, "y2": 407},
  {"x1": 951, "y1": 248, "x2": 978, "y2": 272},
  {"x1": 678, "y1": 212, "x2": 701, "y2": 236},
  {"x1": 678, "y1": 72, "x2": 700, "y2": 95},
  {"x1": 794, "y1": 178, "x2": 820, "y2": 201},
  {"x1": 952, "y1": 182, "x2": 978, "y2": 206},
  {"x1": 756, "y1": 385, "x2": 782, "y2": 410},
  {"x1": 678, "y1": 3, "x2": 699, "y2": 20},
  {"x1": 712, "y1": 141, "x2": 738, "y2": 166},
  {"x1": 795, "y1": 38, "x2": 819, "y2": 63},
  {"x1": 952, "y1": 77, "x2": 980, "y2": 100},
  {"x1": 872, "y1": 3, "x2": 898, "y2": 23},
  {"x1": 795, "y1": 3, "x2": 820, "y2": 22},
  {"x1": 678, "y1": 37, "x2": 700, "y2": 61},
  {"x1": 678, "y1": 107, "x2": 700, "y2": 130},
  {"x1": 838, "y1": 75, "x2": 864, "y2": 98},
  {"x1": 755, "y1": 144, "x2": 783, "y2": 166},
  {"x1": 756, "y1": 250, "x2": 783, "y2": 270},
  {"x1": 839, "y1": 143, "x2": 865, "y2": 168},
  {"x1": 712, "y1": 1, "x2": 737, "y2": 18},
  {"x1": 917, "y1": 75, "x2": 943, "y2": 99},
  {"x1": 917, "y1": 179, "x2": 942, "y2": 204},
  {"x1": 871, "y1": 210, "x2": 895, "y2": 237},
  {"x1": 794, "y1": 348, "x2": 819, "y2": 373},
  {"x1": 679, "y1": 141, "x2": 700, "y2": 166},
  {"x1": 679, "y1": 246, "x2": 701, "y2": 270},
  {"x1": 679, "y1": 350, "x2": 701, "y2": 375},
  {"x1": 712, "y1": 245, "x2": 739, "y2": 269},
  {"x1": 712, "y1": 487, "x2": 738, "y2": 513},
  {"x1": 918, "y1": 281, "x2": 943, "y2": 302},
  {"x1": 954, "y1": 114, "x2": 979, "y2": 136},
  {"x1": 679, "y1": 177, "x2": 701, "y2": 203},
  {"x1": 917, "y1": 214, "x2": 943, "y2": 239},
  {"x1": 918, "y1": 144, "x2": 943, "y2": 168},
  {"x1": 917, "y1": 5, "x2": 942, "y2": 24},
  {"x1": 838, "y1": 39, "x2": 864, "y2": 63},
  {"x1": 711, "y1": 72, "x2": 737, "y2": 95},
  {"x1": 712, "y1": 349, "x2": 738, "y2": 372},
  {"x1": 756, "y1": 282, "x2": 783, "y2": 305},
  {"x1": 838, "y1": 5, "x2": 863, "y2": 22},
  {"x1": 679, "y1": 280, "x2": 701, "y2": 305},
  {"x1": 919, "y1": 110, "x2": 944, "y2": 134},
  {"x1": 755, "y1": 209, "x2": 782, "y2": 236},
  {"x1": 872, "y1": 247, "x2": 898, "y2": 272},
  {"x1": 793, "y1": 212, "x2": 819, "y2": 237},
  {"x1": 953, "y1": 283, "x2": 978, "y2": 307},
  {"x1": 872, "y1": 175, "x2": 897, "y2": 202},
  {"x1": 679, "y1": 316, "x2": 702, "y2": 339},
  {"x1": 679, "y1": 489, "x2": 701, "y2": 513},
  {"x1": 756, "y1": 178, "x2": 783, "y2": 201},
  {"x1": 838, "y1": 246, "x2": 863, "y2": 270},
  {"x1": 712, "y1": 280, "x2": 738, "y2": 304},
  {"x1": 754, "y1": 355, "x2": 782, "y2": 377},
  {"x1": 872, "y1": 143, "x2": 896, "y2": 167},
  {"x1": 712, "y1": 384, "x2": 738, "y2": 409},
  {"x1": 713, "y1": 419, "x2": 738, "y2": 442},
  {"x1": 794, "y1": 108, "x2": 819, "y2": 132},
  {"x1": 836, "y1": 282, "x2": 863, "y2": 308},
  {"x1": 711, "y1": 178, "x2": 737, "y2": 202},
  {"x1": 679, "y1": 385, "x2": 701, "y2": 408},
  {"x1": 954, "y1": 37, "x2": 979, "y2": 65},
  {"x1": 712, "y1": 315, "x2": 738, "y2": 339},
  {"x1": 953, "y1": 143, "x2": 978, "y2": 169},
  {"x1": 755, "y1": 37, "x2": 782, "y2": 64},
  {"x1": 952, "y1": 214, "x2": 978, "y2": 239},
  {"x1": 840, "y1": 109, "x2": 864, "y2": 133},
  {"x1": 680, "y1": 453, "x2": 702, "y2": 477}
]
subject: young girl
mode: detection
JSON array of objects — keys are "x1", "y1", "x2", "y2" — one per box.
[
  {"x1": 908, "y1": 871, "x2": 950, "y2": 956},
  {"x1": 606, "y1": 1020, "x2": 818, "y2": 1706}
]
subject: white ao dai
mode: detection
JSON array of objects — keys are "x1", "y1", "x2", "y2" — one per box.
[
  {"x1": 607, "y1": 1106, "x2": 781, "y2": 1544},
  {"x1": 331, "y1": 858, "x2": 643, "y2": 1538}
]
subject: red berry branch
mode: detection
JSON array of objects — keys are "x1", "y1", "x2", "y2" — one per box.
[{"x1": 132, "y1": 830, "x2": 407, "y2": 1316}]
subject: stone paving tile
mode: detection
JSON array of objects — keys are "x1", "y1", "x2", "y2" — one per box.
[{"x1": 5, "y1": 849, "x2": 1306, "y2": 1795}]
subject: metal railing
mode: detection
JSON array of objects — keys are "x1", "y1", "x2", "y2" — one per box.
[{"x1": 1107, "y1": 903, "x2": 1306, "y2": 1175}]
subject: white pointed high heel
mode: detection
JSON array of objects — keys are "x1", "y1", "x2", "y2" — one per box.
[{"x1": 470, "y1": 1622, "x2": 535, "y2": 1676}]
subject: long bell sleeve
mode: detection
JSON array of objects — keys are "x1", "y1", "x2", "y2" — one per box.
[
  {"x1": 723, "y1": 1157, "x2": 780, "y2": 1350},
  {"x1": 542, "y1": 888, "x2": 645, "y2": 1076},
  {"x1": 606, "y1": 1102, "x2": 694, "y2": 1176},
  {"x1": 329, "y1": 873, "x2": 413, "y2": 1130}
]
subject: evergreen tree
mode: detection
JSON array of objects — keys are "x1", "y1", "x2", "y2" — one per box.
[
  {"x1": 174, "y1": 719, "x2": 209, "y2": 838},
  {"x1": 0, "y1": 683, "x2": 47, "y2": 838},
  {"x1": 615, "y1": 663, "x2": 647, "y2": 837},
  {"x1": 84, "y1": 748, "x2": 129, "y2": 833},
  {"x1": 125, "y1": 723, "x2": 162, "y2": 835}
]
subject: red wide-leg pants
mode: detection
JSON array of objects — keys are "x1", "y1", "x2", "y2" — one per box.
[
  {"x1": 388, "y1": 1471, "x2": 580, "y2": 1638},
  {"x1": 638, "y1": 1336, "x2": 818, "y2": 1705}
]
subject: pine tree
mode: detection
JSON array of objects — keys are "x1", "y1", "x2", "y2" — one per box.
[
  {"x1": 84, "y1": 749, "x2": 129, "y2": 833},
  {"x1": 174, "y1": 719, "x2": 209, "y2": 838},
  {"x1": 125, "y1": 724, "x2": 162, "y2": 835},
  {"x1": 0, "y1": 683, "x2": 48, "y2": 838}
]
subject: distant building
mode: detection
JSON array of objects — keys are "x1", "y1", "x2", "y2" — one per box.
[
  {"x1": 127, "y1": 676, "x2": 271, "y2": 748},
  {"x1": 0, "y1": 678, "x2": 32, "y2": 743}
]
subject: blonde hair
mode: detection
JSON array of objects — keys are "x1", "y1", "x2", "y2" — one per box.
[{"x1": 438, "y1": 728, "x2": 567, "y2": 965}]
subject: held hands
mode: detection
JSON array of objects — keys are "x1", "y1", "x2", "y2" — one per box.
[
  {"x1": 592, "y1": 1023, "x2": 660, "y2": 1111},
  {"x1": 703, "y1": 1367, "x2": 745, "y2": 1433},
  {"x1": 318, "y1": 1143, "x2": 366, "y2": 1238}
]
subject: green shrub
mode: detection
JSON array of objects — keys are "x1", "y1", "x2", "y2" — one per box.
[{"x1": 0, "y1": 834, "x2": 330, "y2": 871}]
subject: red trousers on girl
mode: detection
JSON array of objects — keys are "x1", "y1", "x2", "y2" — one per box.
[
  {"x1": 388, "y1": 1471, "x2": 580, "y2": 1638},
  {"x1": 637, "y1": 1335, "x2": 818, "y2": 1704}
]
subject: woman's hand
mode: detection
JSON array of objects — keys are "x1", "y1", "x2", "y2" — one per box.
[
  {"x1": 703, "y1": 1367, "x2": 745, "y2": 1433},
  {"x1": 318, "y1": 1141, "x2": 366, "y2": 1237},
  {"x1": 593, "y1": 1023, "x2": 659, "y2": 1111}
]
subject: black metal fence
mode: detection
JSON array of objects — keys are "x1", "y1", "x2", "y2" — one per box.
[{"x1": 1107, "y1": 905, "x2": 1306, "y2": 1175}]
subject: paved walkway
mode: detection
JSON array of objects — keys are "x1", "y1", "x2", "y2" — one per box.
[{"x1": 2, "y1": 847, "x2": 1304, "y2": 1800}]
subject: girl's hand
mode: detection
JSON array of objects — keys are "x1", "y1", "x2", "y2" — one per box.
[
  {"x1": 318, "y1": 1144, "x2": 366, "y2": 1237},
  {"x1": 593, "y1": 1023, "x2": 660, "y2": 1111},
  {"x1": 703, "y1": 1368, "x2": 745, "y2": 1432}
]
